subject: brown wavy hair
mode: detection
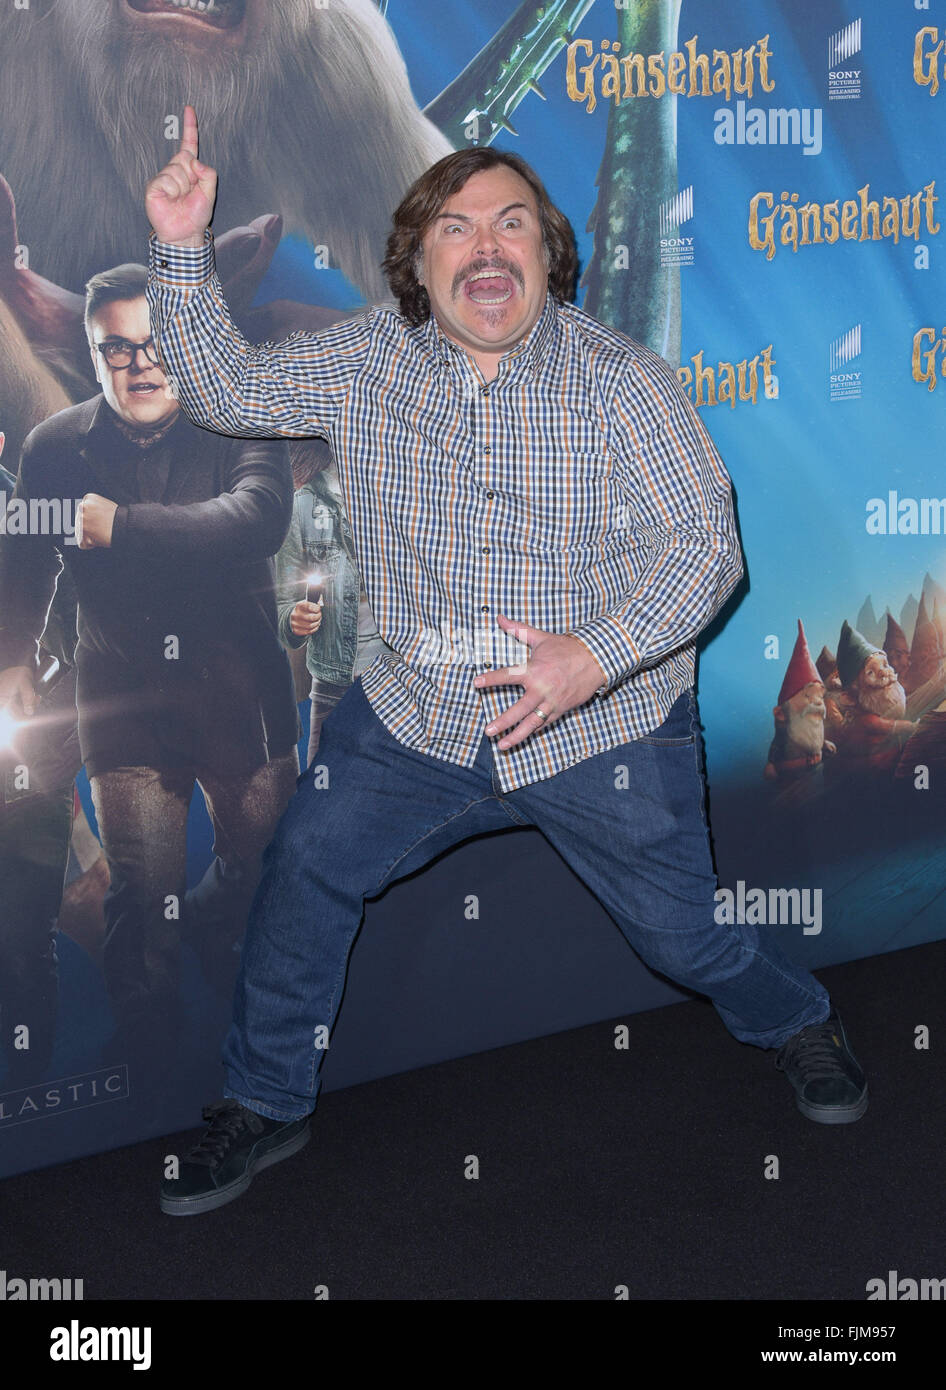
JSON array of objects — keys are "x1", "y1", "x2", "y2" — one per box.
[{"x1": 381, "y1": 148, "x2": 579, "y2": 325}]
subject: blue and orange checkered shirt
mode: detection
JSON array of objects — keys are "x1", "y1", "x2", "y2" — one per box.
[{"x1": 147, "y1": 231, "x2": 742, "y2": 791}]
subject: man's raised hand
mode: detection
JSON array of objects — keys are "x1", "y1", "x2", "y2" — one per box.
[{"x1": 145, "y1": 105, "x2": 217, "y2": 247}]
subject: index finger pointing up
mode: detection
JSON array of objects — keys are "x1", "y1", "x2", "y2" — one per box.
[{"x1": 179, "y1": 104, "x2": 198, "y2": 159}]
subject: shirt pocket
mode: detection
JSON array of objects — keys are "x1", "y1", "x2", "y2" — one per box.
[{"x1": 528, "y1": 450, "x2": 619, "y2": 546}]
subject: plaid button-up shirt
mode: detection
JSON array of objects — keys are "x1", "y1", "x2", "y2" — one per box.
[{"x1": 146, "y1": 232, "x2": 742, "y2": 791}]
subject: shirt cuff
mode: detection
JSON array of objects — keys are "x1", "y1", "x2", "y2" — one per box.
[
  {"x1": 567, "y1": 616, "x2": 641, "y2": 695},
  {"x1": 148, "y1": 228, "x2": 215, "y2": 288}
]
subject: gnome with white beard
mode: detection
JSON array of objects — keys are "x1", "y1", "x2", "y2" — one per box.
[
  {"x1": 764, "y1": 620, "x2": 835, "y2": 781},
  {"x1": 832, "y1": 620, "x2": 916, "y2": 776}
]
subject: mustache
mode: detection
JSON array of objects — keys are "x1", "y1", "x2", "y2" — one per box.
[{"x1": 452, "y1": 259, "x2": 524, "y2": 296}]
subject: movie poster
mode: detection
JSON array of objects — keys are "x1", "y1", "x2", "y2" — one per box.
[{"x1": 0, "y1": 0, "x2": 943, "y2": 1181}]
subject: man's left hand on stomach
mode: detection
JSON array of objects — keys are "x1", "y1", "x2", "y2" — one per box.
[{"x1": 473, "y1": 612, "x2": 606, "y2": 751}]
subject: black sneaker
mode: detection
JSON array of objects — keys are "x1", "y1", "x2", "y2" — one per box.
[
  {"x1": 775, "y1": 1008, "x2": 868, "y2": 1124},
  {"x1": 160, "y1": 1099, "x2": 311, "y2": 1215}
]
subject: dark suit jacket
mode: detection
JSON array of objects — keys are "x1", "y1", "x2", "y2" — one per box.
[{"x1": 0, "y1": 395, "x2": 299, "y2": 777}]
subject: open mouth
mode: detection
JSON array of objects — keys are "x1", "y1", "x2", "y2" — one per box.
[
  {"x1": 127, "y1": 382, "x2": 162, "y2": 395},
  {"x1": 125, "y1": 0, "x2": 245, "y2": 31},
  {"x1": 464, "y1": 270, "x2": 515, "y2": 305}
]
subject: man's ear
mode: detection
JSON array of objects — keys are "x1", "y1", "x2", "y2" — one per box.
[{"x1": 773, "y1": 705, "x2": 786, "y2": 725}]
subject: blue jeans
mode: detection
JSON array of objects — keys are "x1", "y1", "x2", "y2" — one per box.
[{"x1": 223, "y1": 682, "x2": 830, "y2": 1121}]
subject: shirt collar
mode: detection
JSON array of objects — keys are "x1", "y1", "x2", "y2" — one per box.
[
  {"x1": 83, "y1": 394, "x2": 183, "y2": 447},
  {"x1": 424, "y1": 291, "x2": 560, "y2": 381}
]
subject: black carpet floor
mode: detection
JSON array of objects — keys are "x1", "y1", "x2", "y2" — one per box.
[{"x1": 2, "y1": 938, "x2": 944, "y2": 1305}]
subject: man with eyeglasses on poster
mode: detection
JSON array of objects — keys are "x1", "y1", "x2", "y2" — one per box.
[{"x1": 0, "y1": 264, "x2": 300, "y2": 1107}]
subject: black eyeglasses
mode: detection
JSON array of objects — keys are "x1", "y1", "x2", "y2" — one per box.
[{"x1": 95, "y1": 337, "x2": 162, "y2": 369}]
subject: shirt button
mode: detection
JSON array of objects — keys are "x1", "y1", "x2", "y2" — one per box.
[
  {"x1": 485, "y1": 490, "x2": 495, "y2": 499},
  {"x1": 481, "y1": 546, "x2": 490, "y2": 555},
  {"x1": 481, "y1": 604, "x2": 490, "y2": 613},
  {"x1": 481, "y1": 387, "x2": 490, "y2": 396},
  {"x1": 159, "y1": 259, "x2": 169, "y2": 268},
  {"x1": 483, "y1": 446, "x2": 491, "y2": 455}
]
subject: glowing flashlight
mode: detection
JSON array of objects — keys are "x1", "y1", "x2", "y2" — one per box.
[
  {"x1": 0, "y1": 707, "x2": 21, "y2": 750},
  {"x1": 37, "y1": 652, "x2": 60, "y2": 689}
]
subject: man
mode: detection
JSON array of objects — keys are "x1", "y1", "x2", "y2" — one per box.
[
  {"x1": 146, "y1": 108, "x2": 868, "y2": 1216},
  {"x1": 0, "y1": 264, "x2": 300, "y2": 1097}
]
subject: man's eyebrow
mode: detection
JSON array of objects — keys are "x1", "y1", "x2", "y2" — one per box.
[{"x1": 434, "y1": 202, "x2": 531, "y2": 222}]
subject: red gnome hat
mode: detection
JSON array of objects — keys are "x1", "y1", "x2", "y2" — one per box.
[{"x1": 778, "y1": 620, "x2": 821, "y2": 705}]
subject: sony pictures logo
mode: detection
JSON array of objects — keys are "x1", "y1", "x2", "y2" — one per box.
[
  {"x1": 829, "y1": 324, "x2": 863, "y2": 402},
  {"x1": 658, "y1": 186, "x2": 694, "y2": 268},
  {"x1": 829, "y1": 18, "x2": 862, "y2": 101}
]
